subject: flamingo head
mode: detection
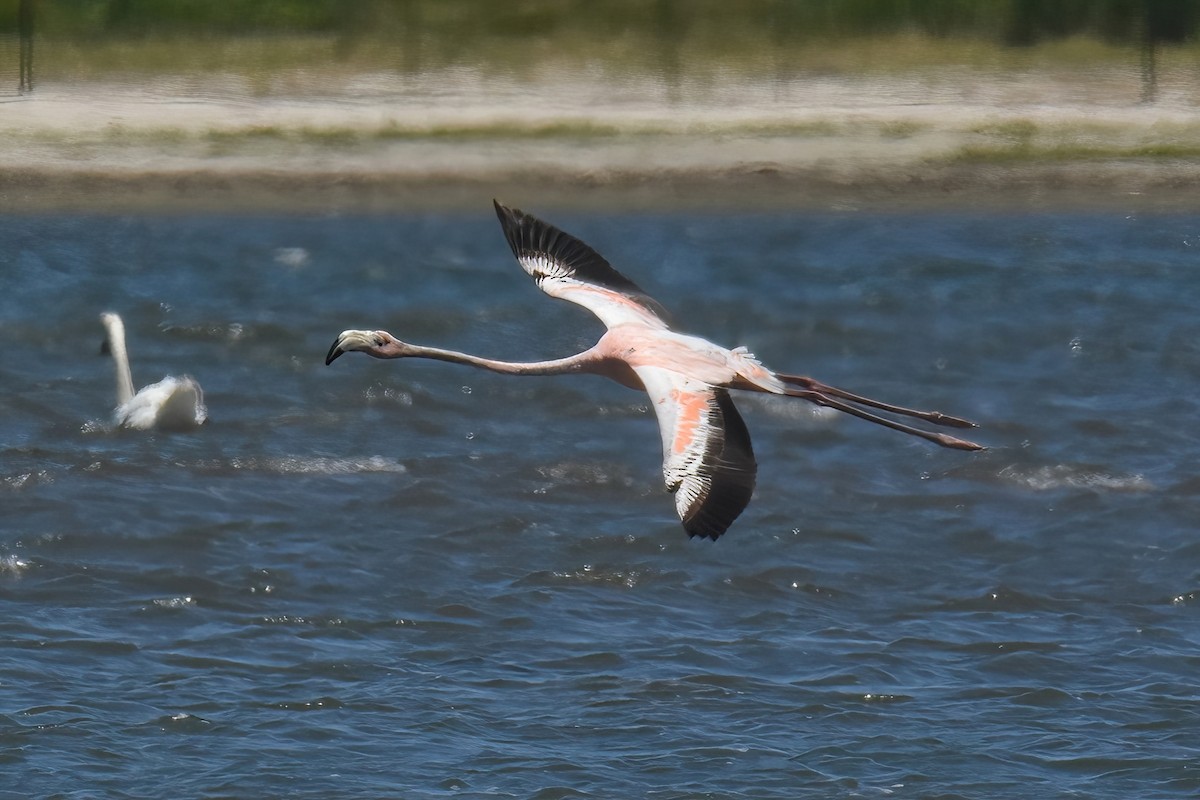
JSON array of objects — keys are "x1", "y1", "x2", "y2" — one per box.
[{"x1": 325, "y1": 329, "x2": 413, "y2": 364}]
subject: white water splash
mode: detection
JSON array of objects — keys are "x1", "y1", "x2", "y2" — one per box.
[
  {"x1": 152, "y1": 596, "x2": 196, "y2": 609},
  {"x1": 0, "y1": 554, "x2": 32, "y2": 576},
  {"x1": 3, "y1": 470, "x2": 52, "y2": 491}
]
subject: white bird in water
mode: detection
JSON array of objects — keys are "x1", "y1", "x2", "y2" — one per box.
[
  {"x1": 327, "y1": 201, "x2": 983, "y2": 540},
  {"x1": 100, "y1": 312, "x2": 207, "y2": 431}
]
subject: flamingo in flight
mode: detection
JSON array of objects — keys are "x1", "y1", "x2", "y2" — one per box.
[{"x1": 327, "y1": 202, "x2": 983, "y2": 540}]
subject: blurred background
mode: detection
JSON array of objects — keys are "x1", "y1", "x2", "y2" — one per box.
[{"x1": 2, "y1": 0, "x2": 1199, "y2": 212}]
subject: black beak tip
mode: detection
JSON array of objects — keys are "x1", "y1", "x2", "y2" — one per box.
[{"x1": 325, "y1": 340, "x2": 344, "y2": 366}]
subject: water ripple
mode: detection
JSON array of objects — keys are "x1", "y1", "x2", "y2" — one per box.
[{"x1": 2, "y1": 211, "x2": 1198, "y2": 799}]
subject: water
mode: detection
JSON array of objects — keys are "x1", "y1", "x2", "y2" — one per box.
[{"x1": 1, "y1": 208, "x2": 1198, "y2": 799}]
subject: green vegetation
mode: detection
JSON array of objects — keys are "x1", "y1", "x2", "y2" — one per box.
[
  {"x1": 879, "y1": 120, "x2": 930, "y2": 139},
  {"x1": 19, "y1": 0, "x2": 1200, "y2": 45},
  {"x1": 950, "y1": 118, "x2": 1200, "y2": 162},
  {"x1": 8, "y1": 0, "x2": 1199, "y2": 84},
  {"x1": 949, "y1": 141, "x2": 1200, "y2": 162}
]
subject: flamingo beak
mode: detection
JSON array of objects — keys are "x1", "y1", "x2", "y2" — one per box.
[
  {"x1": 325, "y1": 330, "x2": 379, "y2": 365},
  {"x1": 325, "y1": 336, "x2": 346, "y2": 365}
]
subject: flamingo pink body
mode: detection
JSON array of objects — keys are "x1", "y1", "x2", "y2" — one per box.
[{"x1": 327, "y1": 201, "x2": 983, "y2": 540}]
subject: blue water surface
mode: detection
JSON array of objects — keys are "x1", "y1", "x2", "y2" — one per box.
[{"x1": 1, "y1": 208, "x2": 1198, "y2": 799}]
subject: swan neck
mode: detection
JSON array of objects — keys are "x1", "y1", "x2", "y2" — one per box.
[{"x1": 103, "y1": 315, "x2": 136, "y2": 406}]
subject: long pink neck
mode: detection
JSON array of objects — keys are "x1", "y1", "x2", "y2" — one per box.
[{"x1": 403, "y1": 344, "x2": 599, "y2": 377}]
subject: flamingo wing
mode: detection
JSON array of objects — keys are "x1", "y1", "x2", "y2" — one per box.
[
  {"x1": 493, "y1": 200, "x2": 672, "y2": 330},
  {"x1": 634, "y1": 367, "x2": 757, "y2": 540}
]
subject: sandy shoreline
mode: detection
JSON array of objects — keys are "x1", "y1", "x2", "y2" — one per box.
[{"x1": 3, "y1": 76, "x2": 1199, "y2": 213}]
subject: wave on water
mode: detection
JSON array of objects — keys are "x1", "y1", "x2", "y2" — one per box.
[
  {"x1": 3, "y1": 457, "x2": 406, "y2": 485},
  {"x1": 996, "y1": 463, "x2": 1153, "y2": 492},
  {"x1": 2, "y1": 470, "x2": 53, "y2": 491},
  {"x1": 535, "y1": 460, "x2": 636, "y2": 488},
  {"x1": 218, "y1": 455, "x2": 407, "y2": 476},
  {"x1": 535, "y1": 564, "x2": 677, "y2": 589}
]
